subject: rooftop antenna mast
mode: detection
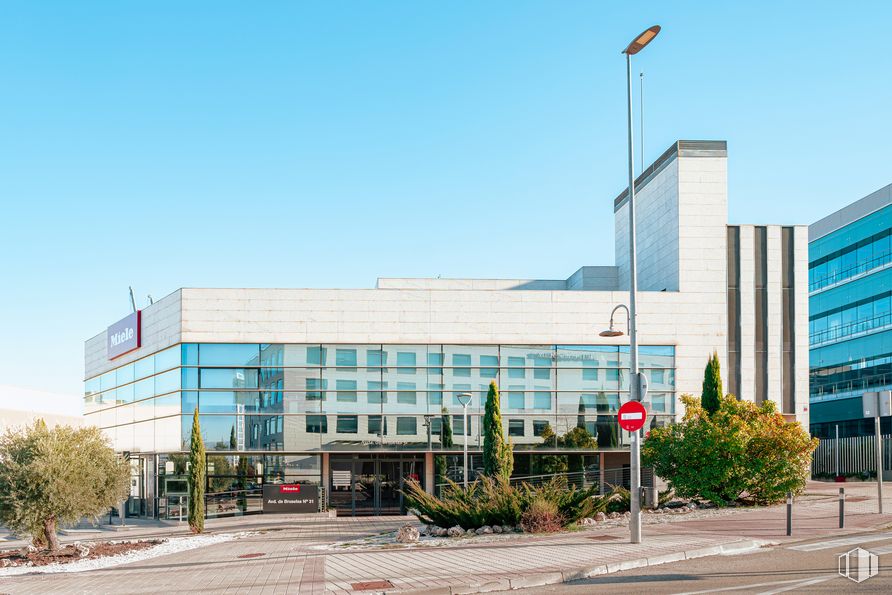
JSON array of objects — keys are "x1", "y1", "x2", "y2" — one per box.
[
  {"x1": 128, "y1": 286, "x2": 137, "y2": 313},
  {"x1": 147, "y1": 295, "x2": 154, "y2": 305}
]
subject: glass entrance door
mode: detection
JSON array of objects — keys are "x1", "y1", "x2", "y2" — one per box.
[{"x1": 328, "y1": 455, "x2": 425, "y2": 516}]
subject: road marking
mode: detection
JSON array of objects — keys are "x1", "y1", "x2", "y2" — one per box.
[
  {"x1": 787, "y1": 531, "x2": 892, "y2": 551},
  {"x1": 674, "y1": 575, "x2": 836, "y2": 595},
  {"x1": 755, "y1": 574, "x2": 837, "y2": 595}
]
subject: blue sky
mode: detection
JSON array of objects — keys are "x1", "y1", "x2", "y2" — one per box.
[{"x1": 1, "y1": 1, "x2": 891, "y2": 399}]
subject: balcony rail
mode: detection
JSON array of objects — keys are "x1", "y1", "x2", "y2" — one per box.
[
  {"x1": 810, "y1": 251, "x2": 892, "y2": 293},
  {"x1": 809, "y1": 312, "x2": 892, "y2": 347}
]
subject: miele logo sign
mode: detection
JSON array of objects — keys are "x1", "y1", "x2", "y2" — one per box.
[{"x1": 107, "y1": 311, "x2": 141, "y2": 359}]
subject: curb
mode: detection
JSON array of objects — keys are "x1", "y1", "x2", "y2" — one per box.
[{"x1": 388, "y1": 539, "x2": 768, "y2": 595}]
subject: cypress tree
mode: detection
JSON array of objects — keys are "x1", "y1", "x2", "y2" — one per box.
[
  {"x1": 188, "y1": 408, "x2": 206, "y2": 533},
  {"x1": 482, "y1": 381, "x2": 513, "y2": 480},
  {"x1": 701, "y1": 351, "x2": 723, "y2": 415},
  {"x1": 435, "y1": 407, "x2": 453, "y2": 486}
]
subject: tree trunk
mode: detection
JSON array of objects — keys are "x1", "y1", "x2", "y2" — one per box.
[{"x1": 43, "y1": 516, "x2": 60, "y2": 552}]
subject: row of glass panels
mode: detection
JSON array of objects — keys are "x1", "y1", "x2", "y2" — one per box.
[
  {"x1": 104, "y1": 413, "x2": 672, "y2": 453},
  {"x1": 85, "y1": 390, "x2": 676, "y2": 424},
  {"x1": 809, "y1": 229, "x2": 892, "y2": 292},
  {"x1": 86, "y1": 344, "x2": 675, "y2": 398},
  {"x1": 809, "y1": 292, "x2": 892, "y2": 345},
  {"x1": 85, "y1": 365, "x2": 675, "y2": 414}
]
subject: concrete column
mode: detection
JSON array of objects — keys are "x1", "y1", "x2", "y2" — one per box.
[
  {"x1": 321, "y1": 453, "x2": 330, "y2": 509},
  {"x1": 424, "y1": 452, "x2": 434, "y2": 494},
  {"x1": 599, "y1": 452, "x2": 606, "y2": 495}
]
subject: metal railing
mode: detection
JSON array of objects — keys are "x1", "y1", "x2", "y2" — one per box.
[
  {"x1": 809, "y1": 312, "x2": 892, "y2": 347},
  {"x1": 810, "y1": 375, "x2": 892, "y2": 403},
  {"x1": 812, "y1": 434, "x2": 892, "y2": 477},
  {"x1": 434, "y1": 466, "x2": 654, "y2": 492},
  {"x1": 810, "y1": 250, "x2": 892, "y2": 293}
]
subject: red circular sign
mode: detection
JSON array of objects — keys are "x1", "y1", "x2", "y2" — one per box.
[{"x1": 618, "y1": 401, "x2": 647, "y2": 432}]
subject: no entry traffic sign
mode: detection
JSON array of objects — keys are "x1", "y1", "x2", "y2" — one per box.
[{"x1": 618, "y1": 400, "x2": 647, "y2": 432}]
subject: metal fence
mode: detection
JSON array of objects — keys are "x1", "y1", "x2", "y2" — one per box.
[
  {"x1": 435, "y1": 466, "x2": 654, "y2": 493},
  {"x1": 812, "y1": 434, "x2": 892, "y2": 477}
]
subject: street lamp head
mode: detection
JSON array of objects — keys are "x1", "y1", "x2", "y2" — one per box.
[
  {"x1": 599, "y1": 328, "x2": 625, "y2": 338},
  {"x1": 623, "y1": 25, "x2": 661, "y2": 55},
  {"x1": 456, "y1": 392, "x2": 473, "y2": 407}
]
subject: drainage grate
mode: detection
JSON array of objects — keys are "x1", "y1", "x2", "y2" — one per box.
[
  {"x1": 237, "y1": 552, "x2": 266, "y2": 559},
  {"x1": 587, "y1": 535, "x2": 621, "y2": 541},
  {"x1": 351, "y1": 580, "x2": 394, "y2": 590}
]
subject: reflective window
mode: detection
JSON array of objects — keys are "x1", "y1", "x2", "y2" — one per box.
[
  {"x1": 336, "y1": 415, "x2": 358, "y2": 434},
  {"x1": 154, "y1": 345, "x2": 181, "y2": 373},
  {"x1": 199, "y1": 368, "x2": 259, "y2": 389},
  {"x1": 396, "y1": 417, "x2": 417, "y2": 435},
  {"x1": 306, "y1": 415, "x2": 328, "y2": 433},
  {"x1": 508, "y1": 419, "x2": 525, "y2": 437}
]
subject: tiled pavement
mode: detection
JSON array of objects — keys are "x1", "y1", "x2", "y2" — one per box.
[{"x1": 3, "y1": 481, "x2": 892, "y2": 594}]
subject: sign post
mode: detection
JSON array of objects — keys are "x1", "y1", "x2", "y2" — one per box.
[{"x1": 863, "y1": 392, "x2": 891, "y2": 513}]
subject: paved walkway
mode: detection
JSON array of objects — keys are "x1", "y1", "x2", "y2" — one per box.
[{"x1": 2, "y1": 481, "x2": 892, "y2": 594}]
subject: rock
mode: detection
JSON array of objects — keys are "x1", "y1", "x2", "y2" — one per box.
[
  {"x1": 504, "y1": 525, "x2": 515, "y2": 534},
  {"x1": 623, "y1": 511, "x2": 631, "y2": 518},
  {"x1": 447, "y1": 525, "x2": 464, "y2": 537},
  {"x1": 579, "y1": 517, "x2": 597, "y2": 526},
  {"x1": 608, "y1": 512, "x2": 620, "y2": 519},
  {"x1": 20, "y1": 545, "x2": 38, "y2": 556},
  {"x1": 465, "y1": 528, "x2": 476, "y2": 536},
  {"x1": 0, "y1": 559, "x2": 11, "y2": 567},
  {"x1": 491, "y1": 524, "x2": 502, "y2": 534},
  {"x1": 436, "y1": 527, "x2": 448, "y2": 537},
  {"x1": 396, "y1": 525, "x2": 419, "y2": 544},
  {"x1": 515, "y1": 525, "x2": 524, "y2": 533},
  {"x1": 688, "y1": 503, "x2": 698, "y2": 510},
  {"x1": 475, "y1": 526, "x2": 493, "y2": 535},
  {"x1": 595, "y1": 512, "x2": 607, "y2": 522},
  {"x1": 76, "y1": 543, "x2": 91, "y2": 558}
]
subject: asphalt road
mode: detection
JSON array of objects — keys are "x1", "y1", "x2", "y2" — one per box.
[{"x1": 519, "y1": 529, "x2": 892, "y2": 593}]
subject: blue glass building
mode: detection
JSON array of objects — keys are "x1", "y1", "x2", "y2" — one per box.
[{"x1": 809, "y1": 183, "x2": 892, "y2": 437}]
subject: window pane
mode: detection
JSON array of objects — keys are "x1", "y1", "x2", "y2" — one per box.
[
  {"x1": 154, "y1": 346, "x2": 181, "y2": 372},
  {"x1": 306, "y1": 415, "x2": 328, "y2": 433},
  {"x1": 396, "y1": 417, "x2": 417, "y2": 435},
  {"x1": 336, "y1": 416, "x2": 358, "y2": 434},
  {"x1": 508, "y1": 420, "x2": 525, "y2": 437},
  {"x1": 199, "y1": 344, "x2": 259, "y2": 366},
  {"x1": 199, "y1": 368, "x2": 259, "y2": 389}
]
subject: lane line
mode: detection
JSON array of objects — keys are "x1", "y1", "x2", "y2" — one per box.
[
  {"x1": 755, "y1": 574, "x2": 837, "y2": 595},
  {"x1": 674, "y1": 575, "x2": 834, "y2": 595},
  {"x1": 787, "y1": 532, "x2": 892, "y2": 552}
]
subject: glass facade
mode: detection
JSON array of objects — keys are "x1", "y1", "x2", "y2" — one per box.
[
  {"x1": 810, "y1": 202, "x2": 892, "y2": 438},
  {"x1": 85, "y1": 343, "x2": 676, "y2": 453}
]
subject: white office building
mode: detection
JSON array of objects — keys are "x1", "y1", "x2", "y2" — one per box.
[{"x1": 84, "y1": 140, "x2": 809, "y2": 517}]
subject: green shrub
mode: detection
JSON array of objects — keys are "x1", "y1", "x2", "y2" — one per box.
[
  {"x1": 521, "y1": 498, "x2": 563, "y2": 533},
  {"x1": 402, "y1": 475, "x2": 598, "y2": 530},
  {"x1": 642, "y1": 395, "x2": 817, "y2": 506}
]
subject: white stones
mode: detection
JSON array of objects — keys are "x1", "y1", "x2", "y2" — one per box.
[
  {"x1": 396, "y1": 525, "x2": 420, "y2": 544},
  {"x1": 579, "y1": 518, "x2": 597, "y2": 527},
  {"x1": 594, "y1": 512, "x2": 607, "y2": 522}
]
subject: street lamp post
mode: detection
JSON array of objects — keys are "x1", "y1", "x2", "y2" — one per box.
[
  {"x1": 457, "y1": 392, "x2": 473, "y2": 487},
  {"x1": 619, "y1": 24, "x2": 660, "y2": 545}
]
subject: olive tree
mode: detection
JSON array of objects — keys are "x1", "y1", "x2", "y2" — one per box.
[{"x1": 0, "y1": 420, "x2": 130, "y2": 551}]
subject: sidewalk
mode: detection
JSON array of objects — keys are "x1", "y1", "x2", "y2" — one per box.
[{"x1": 2, "y1": 481, "x2": 892, "y2": 594}]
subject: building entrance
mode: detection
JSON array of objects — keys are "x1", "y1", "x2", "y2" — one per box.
[{"x1": 329, "y1": 454, "x2": 424, "y2": 515}]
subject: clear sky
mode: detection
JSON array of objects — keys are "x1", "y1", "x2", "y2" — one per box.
[{"x1": 1, "y1": 1, "x2": 891, "y2": 401}]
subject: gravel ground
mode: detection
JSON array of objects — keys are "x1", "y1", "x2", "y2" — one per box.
[{"x1": 0, "y1": 532, "x2": 250, "y2": 577}]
